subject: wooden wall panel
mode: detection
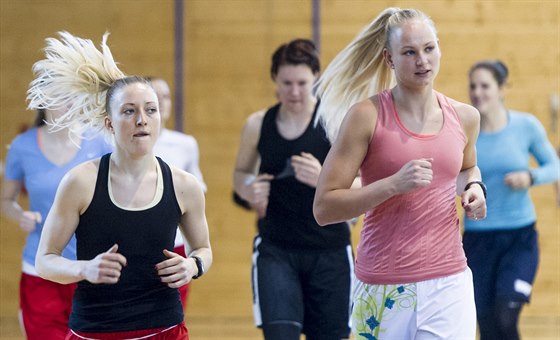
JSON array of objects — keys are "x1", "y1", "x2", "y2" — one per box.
[
  {"x1": 0, "y1": 0, "x2": 175, "y2": 160},
  {"x1": 1, "y1": 0, "x2": 558, "y2": 338}
]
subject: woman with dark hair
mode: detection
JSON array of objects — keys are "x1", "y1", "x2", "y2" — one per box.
[
  {"x1": 31, "y1": 32, "x2": 211, "y2": 339},
  {"x1": 233, "y1": 39, "x2": 355, "y2": 340},
  {"x1": 464, "y1": 60, "x2": 559, "y2": 340},
  {"x1": 1, "y1": 105, "x2": 112, "y2": 339}
]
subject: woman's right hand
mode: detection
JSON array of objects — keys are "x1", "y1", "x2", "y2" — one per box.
[
  {"x1": 247, "y1": 174, "x2": 274, "y2": 217},
  {"x1": 82, "y1": 244, "x2": 127, "y2": 284},
  {"x1": 19, "y1": 211, "x2": 41, "y2": 233}
]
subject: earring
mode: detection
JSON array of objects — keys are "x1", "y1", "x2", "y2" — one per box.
[{"x1": 390, "y1": 64, "x2": 395, "y2": 69}]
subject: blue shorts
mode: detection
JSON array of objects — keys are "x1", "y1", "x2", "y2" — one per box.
[
  {"x1": 463, "y1": 223, "x2": 538, "y2": 314},
  {"x1": 252, "y1": 235, "x2": 353, "y2": 339}
]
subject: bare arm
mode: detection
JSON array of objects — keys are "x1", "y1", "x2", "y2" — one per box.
[
  {"x1": 233, "y1": 110, "x2": 273, "y2": 216},
  {"x1": 314, "y1": 98, "x2": 438, "y2": 226},
  {"x1": 0, "y1": 179, "x2": 41, "y2": 233},
  {"x1": 314, "y1": 99, "x2": 396, "y2": 225},
  {"x1": 156, "y1": 170, "x2": 212, "y2": 288},
  {"x1": 453, "y1": 101, "x2": 487, "y2": 219},
  {"x1": 35, "y1": 161, "x2": 127, "y2": 284}
]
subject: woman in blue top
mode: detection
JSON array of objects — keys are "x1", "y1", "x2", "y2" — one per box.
[
  {"x1": 463, "y1": 60, "x2": 559, "y2": 340},
  {"x1": 1, "y1": 106, "x2": 112, "y2": 339}
]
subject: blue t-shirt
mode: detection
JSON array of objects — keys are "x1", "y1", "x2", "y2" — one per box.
[
  {"x1": 4, "y1": 128, "x2": 113, "y2": 266},
  {"x1": 465, "y1": 111, "x2": 559, "y2": 231}
]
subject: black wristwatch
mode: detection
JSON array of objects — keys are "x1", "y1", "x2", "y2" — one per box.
[
  {"x1": 191, "y1": 256, "x2": 205, "y2": 279},
  {"x1": 464, "y1": 181, "x2": 487, "y2": 198}
]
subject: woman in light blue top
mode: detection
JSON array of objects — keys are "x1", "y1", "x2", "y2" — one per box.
[
  {"x1": 463, "y1": 60, "x2": 559, "y2": 340},
  {"x1": 1, "y1": 107, "x2": 112, "y2": 339}
]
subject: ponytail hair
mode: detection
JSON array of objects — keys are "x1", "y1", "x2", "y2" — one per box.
[
  {"x1": 315, "y1": 8, "x2": 436, "y2": 142},
  {"x1": 26, "y1": 31, "x2": 125, "y2": 139}
]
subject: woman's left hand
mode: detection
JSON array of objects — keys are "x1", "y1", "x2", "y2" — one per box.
[
  {"x1": 156, "y1": 249, "x2": 197, "y2": 288},
  {"x1": 291, "y1": 152, "x2": 322, "y2": 188},
  {"x1": 462, "y1": 184, "x2": 487, "y2": 220},
  {"x1": 504, "y1": 171, "x2": 532, "y2": 189}
]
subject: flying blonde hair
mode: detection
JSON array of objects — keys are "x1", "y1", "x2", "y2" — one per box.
[
  {"x1": 26, "y1": 31, "x2": 125, "y2": 139},
  {"x1": 315, "y1": 8, "x2": 436, "y2": 142}
]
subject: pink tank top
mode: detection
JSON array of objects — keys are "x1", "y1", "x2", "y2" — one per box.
[{"x1": 356, "y1": 90, "x2": 467, "y2": 284}]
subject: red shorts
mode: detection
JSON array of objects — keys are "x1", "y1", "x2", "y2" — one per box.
[
  {"x1": 20, "y1": 273, "x2": 76, "y2": 340},
  {"x1": 66, "y1": 322, "x2": 189, "y2": 340},
  {"x1": 174, "y1": 245, "x2": 190, "y2": 309}
]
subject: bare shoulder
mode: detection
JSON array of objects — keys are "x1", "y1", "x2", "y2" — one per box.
[
  {"x1": 57, "y1": 159, "x2": 100, "y2": 213},
  {"x1": 63, "y1": 159, "x2": 100, "y2": 189},
  {"x1": 170, "y1": 166, "x2": 201, "y2": 188},
  {"x1": 342, "y1": 96, "x2": 379, "y2": 141},
  {"x1": 244, "y1": 109, "x2": 267, "y2": 133},
  {"x1": 237, "y1": 108, "x2": 268, "y2": 149},
  {"x1": 350, "y1": 96, "x2": 378, "y2": 118},
  {"x1": 447, "y1": 97, "x2": 480, "y2": 126},
  {"x1": 170, "y1": 167, "x2": 205, "y2": 210}
]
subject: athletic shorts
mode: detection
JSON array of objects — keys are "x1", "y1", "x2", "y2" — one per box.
[
  {"x1": 463, "y1": 223, "x2": 539, "y2": 313},
  {"x1": 252, "y1": 235, "x2": 353, "y2": 339},
  {"x1": 173, "y1": 245, "x2": 190, "y2": 309},
  {"x1": 352, "y1": 268, "x2": 476, "y2": 340},
  {"x1": 20, "y1": 272, "x2": 76, "y2": 340},
  {"x1": 66, "y1": 322, "x2": 188, "y2": 340}
]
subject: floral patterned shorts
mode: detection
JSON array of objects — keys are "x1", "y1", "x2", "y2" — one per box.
[{"x1": 352, "y1": 268, "x2": 476, "y2": 340}]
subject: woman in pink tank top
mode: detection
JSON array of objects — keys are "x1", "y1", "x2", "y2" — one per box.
[{"x1": 313, "y1": 7, "x2": 487, "y2": 340}]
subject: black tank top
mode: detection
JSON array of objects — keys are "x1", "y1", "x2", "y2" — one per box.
[
  {"x1": 257, "y1": 103, "x2": 350, "y2": 250},
  {"x1": 69, "y1": 154, "x2": 183, "y2": 332}
]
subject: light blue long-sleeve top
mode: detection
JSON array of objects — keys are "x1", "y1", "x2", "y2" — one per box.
[{"x1": 464, "y1": 110, "x2": 559, "y2": 232}]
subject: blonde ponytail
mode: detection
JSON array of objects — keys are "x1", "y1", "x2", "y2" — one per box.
[
  {"x1": 27, "y1": 31, "x2": 125, "y2": 139},
  {"x1": 315, "y1": 8, "x2": 435, "y2": 142}
]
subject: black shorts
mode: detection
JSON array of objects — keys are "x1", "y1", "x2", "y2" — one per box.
[
  {"x1": 251, "y1": 235, "x2": 353, "y2": 339},
  {"x1": 463, "y1": 223, "x2": 539, "y2": 315}
]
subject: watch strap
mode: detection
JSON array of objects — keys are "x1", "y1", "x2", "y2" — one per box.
[
  {"x1": 464, "y1": 181, "x2": 487, "y2": 198},
  {"x1": 191, "y1": 255, "x2": 204, "y2": 279}
]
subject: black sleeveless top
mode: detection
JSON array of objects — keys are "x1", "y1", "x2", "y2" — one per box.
[
  {"x1": 257, "y1": 103, "x2": 350, "y2": 251},
  {"x1": 69, "y1": 153, "x2": 183, "y2": 332}
]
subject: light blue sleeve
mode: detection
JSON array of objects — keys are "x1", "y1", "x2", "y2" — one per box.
[
  {"x1": 527, "y1": 115, "x2": 560, "y2": 185},
  {"x1": 83, "y1": 129, "x2": 113, "y2": 155},
  {"x1": 4, "y1": 136, "x2": 24, "y2": 181},
  {"x1": 101, "y1": 137, "x2": 114, "y2": 155}
]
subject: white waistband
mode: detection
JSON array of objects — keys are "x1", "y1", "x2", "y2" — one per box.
[
  {"x1": 69, "y1": 324, "x2": 179, "y2": 340},
  {"x1": 22, "y1": 261, "x2": 38, "y2": 276}
]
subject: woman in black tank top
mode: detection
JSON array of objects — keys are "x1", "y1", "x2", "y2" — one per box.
[
  {"x1": 233, "y1": 39, "x2": 355, "y2": 340},
  {"x1": 32, "y1": 32, "x2": 212, "y2": 339}
]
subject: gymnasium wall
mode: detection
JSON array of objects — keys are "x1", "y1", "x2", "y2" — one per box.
[{"x1": 1, "y1": 0, "x2": 558, "y2": 337}]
